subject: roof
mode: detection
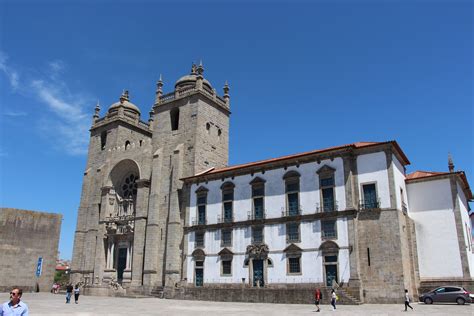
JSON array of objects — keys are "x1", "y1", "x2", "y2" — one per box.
[
  {"x1": 406, "y1": 170, "x2": 473, "y2": 200},
  {"x1": 183, "y1": 140, "x2": 410, "y2": 181}
]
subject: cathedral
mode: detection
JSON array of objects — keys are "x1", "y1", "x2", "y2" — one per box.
[{"x1": 71, "y1": 64, "x2": 473, "y2": 303}]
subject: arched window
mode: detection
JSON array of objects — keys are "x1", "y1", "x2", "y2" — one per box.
[
  {"x1": 100, "y1": 131, "x2": 107, "y2": 150},
  {"x1": 125, "y1": 140, "x2": 131, "y2": 150},
  {"x1": 283, "y1": 171, "x2": 301, "y2": 216}
]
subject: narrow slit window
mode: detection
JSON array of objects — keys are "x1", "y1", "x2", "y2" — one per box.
[{"x1": 170, "y1": 108, "x2": 180, "y2": 131}]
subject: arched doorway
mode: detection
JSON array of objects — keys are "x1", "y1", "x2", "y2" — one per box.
[{"x1": 104, "y1": 159, "x2": 140, "y2": 285}]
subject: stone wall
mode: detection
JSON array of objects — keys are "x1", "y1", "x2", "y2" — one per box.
[{"x1": 0, "y1": 208, "x2": 62, "y2": 292}]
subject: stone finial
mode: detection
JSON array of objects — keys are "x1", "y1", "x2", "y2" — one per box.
[
  {"x1": 197, "y1": 60, "x2": 204, "y2": 76},
  {"x1": 93, "y1": 100, "x2": 100, "y2": 122},
  {"x1": 155, "y1": 74, "x2": 163, "y2": 104},
  {"x1": 120, "y1": 90, "x2": 130, "y2": 103},
  {"x1": 448, "y1": 153, "x2": 454, "y2": 172},
  {"x1": 191, "y1": 63, "x2": 197, "y2": 75},
  {"x1": 196, "y1": 61, "x2": 204, "y2": 90},
  {"x1": 223, "y1": 81, "x2": 230, "y2": 106}
]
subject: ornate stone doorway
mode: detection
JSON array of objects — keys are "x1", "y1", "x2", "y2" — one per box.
[{"x1": 252, "y1": 259, "x2": 264, "y2": 287}]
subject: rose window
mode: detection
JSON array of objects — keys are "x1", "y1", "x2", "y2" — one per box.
[{"x1": 121, "y1": 174, "x2": 138, "y2": 198}]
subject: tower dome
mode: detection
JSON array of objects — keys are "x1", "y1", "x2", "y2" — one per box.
[
  {"x1": 108, "y1": 90, "x2": 141, "y2": 115},
  {"x1": 174, "y1": 63, "x2": 213, "y2": 90}
]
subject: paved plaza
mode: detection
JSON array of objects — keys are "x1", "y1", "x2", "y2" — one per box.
[{"x1": 2, "y1": 292, "x2": 472, "y2": 316}]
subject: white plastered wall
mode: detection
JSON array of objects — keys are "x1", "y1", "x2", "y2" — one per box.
[
  {"x1": 185, "y1": 157, "x2": 351, "y2": 284},
  {"x1": 406, "y1": 178, "x2": 463, "y2": 278},
  {"x1": 392, "y1": 155, "x2": 409, "y2": 211},
  {"x1": 357, "y1": 152, "x2": 391, "y2": 208}
]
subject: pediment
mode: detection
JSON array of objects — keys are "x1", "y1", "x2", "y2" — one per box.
[
  {"x1": 218, "y1": 247, "x2": 234, "y2": 256},
  {"x1": 220, "y1": 181, "x2": 235, "y2": 190},
  {"x1": 195, "y1": 185, "x2": 209, "y2": 194},
  {"x1": 191, "y1": 248, "x2": 206, "y2": 259},
  {"x1": 316, "y1": 165, "x2": 336, "y2": 175},
  {"x1": 249, "y1": 176, "x2": 266, "y2": 185},
  {"x1": 283, "y1": 243, "x2": 302, "y2": 253},
  {"x1": 283, "y1": 170, "x2": 301, "y2": 180}
]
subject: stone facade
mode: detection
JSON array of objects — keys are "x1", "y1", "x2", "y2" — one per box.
[
  {"x1": 71, "y1": 64, "x2": 473, "y2": 303},
  {"x1": 0, "y1": 208, "x2": 62, "y2": 292}
]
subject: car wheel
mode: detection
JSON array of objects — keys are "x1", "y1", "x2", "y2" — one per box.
[
  {"x1": 456, "y1": 297, "x2": 465, "y2": 305},
  {"x1": 424, "y1": 297, "x2": 433, "y2": 304}
]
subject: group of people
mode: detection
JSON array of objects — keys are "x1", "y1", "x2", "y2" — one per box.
[
  {"x1": 314, "y1": 288, "x2": 414, "y2": 312},
  {"x1": 65, "y1": 284, "x2": 81, "y2": 304},
  {"x1": 314, "y1": 288, "x2": 338, "y2": 312}
]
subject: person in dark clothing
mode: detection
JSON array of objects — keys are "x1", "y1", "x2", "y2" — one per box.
[
  {"x1": 74, "y1": 284, "x2": 80, "y2": 304},
  {"x1": 404, "y1": 289, "x2": 414, "y2": 311},
  {"x1": 65, "y1": 284, "x2": 73, "y2": 304}
]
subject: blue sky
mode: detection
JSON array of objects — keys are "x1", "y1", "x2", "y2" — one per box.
[{"x1": 0, "y1": 0, "x2": 472, "y2": 260}]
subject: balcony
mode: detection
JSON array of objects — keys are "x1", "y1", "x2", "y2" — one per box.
[
  {"x1": 358, "y1": 199, "x2": 381, "y2": 210},
  {"x1": 316, "y1": 200, "x2": 339, "y2": 213},
  {"x1": 281, "y1": 206, "x2": 301, "y2": 217},
  {"x1": 217, "y1": 215, "x2": 234, "y2": 224},
  {"x1": 248, "y1": 210, "x2": 266, "y2": 221},
  {"x1": 191, "y1": 218, "x2": 207, "y2": 226}
]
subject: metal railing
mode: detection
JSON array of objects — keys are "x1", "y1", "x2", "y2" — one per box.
[
  {"x1": 248, "y1": 210, "x2": 266, "y2": 220},
  {"x1": 281, "y1": 206, "x2": 301, "y2": 217},
  {"x1": 316, "y1": 201, "x2": 339, "y2": 213},
  {"x1": 217, "y1": 215, "x2": 234, "y2": 224},
  {"x1": 358, "y1": 199, "x2": 381, "y2": 210},
  {"x1": 191, "y1": 218, "x2": 207, "y2": 226}
]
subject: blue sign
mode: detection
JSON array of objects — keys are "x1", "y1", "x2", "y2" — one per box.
[{"x1": 36, "y1": 257, "x2": 43, "y2": 277}]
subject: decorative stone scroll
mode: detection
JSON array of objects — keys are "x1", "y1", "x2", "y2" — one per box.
[{"x1": 246, "y1": 243, "x2": 269, "y2": 260}]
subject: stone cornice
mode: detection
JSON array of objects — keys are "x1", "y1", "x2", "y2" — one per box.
[
  {"x1": 91, "y1": 115, "x2": 152, "y2": 136},
  {"x1": 184, "y1": 209, "x2": 357, "y2": 233}
]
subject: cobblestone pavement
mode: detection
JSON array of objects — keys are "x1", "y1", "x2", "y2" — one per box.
[{"x1": 1, "y1": 292, "x2": 472, "y2": 316}]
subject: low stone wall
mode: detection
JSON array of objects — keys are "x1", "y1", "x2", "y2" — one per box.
[
  {"x1": 167, "y1": 286, "x2": 359, "y2": 305},
  {"x1": 419, "y1": 279, "x2": 474, "y2": 295}
]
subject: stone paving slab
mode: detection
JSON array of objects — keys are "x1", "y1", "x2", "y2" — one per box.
[{"x1": 1, "y1": 292, "x2": 472, "y2": 316}]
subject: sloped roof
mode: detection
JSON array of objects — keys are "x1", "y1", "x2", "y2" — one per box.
[
  {"x1": 406, "y1": 170, "x2": 472, "y2": 200},
  {"x1": 183, "y1": 141, "x2": 409, "y2": 181}
]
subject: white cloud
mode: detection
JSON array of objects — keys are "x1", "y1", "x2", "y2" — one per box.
[
  {"x1": 0, "y1": 52, "x2": 20, "y2": 90},
  {"x1": 3, "y1": 111, "x2": 27, "y2": 117},
  {"x1": 0, "y1": 51, "x2": 92, "y2": 156}
]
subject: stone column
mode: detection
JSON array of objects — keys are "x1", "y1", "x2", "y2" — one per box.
[
  {"x1": 342, "y1": 152, "x2": 362, "y2": 294},
  {"x1": 142, "y1": 151, "x2": 163, "y2": 289},
  {"x1": 131, "y1": 179, "x2": 150, "y2": 287}
]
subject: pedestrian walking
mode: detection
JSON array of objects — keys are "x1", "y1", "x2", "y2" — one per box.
[
  {"x1": 1, "y1": 287, "x2": 29, "y2": 316},
  {"x1": 330, "y1": 289, "x2": 337, "y2": 310},
  {"x1": 74, "y1": 284, "x2": 80, "y2": 304},
  {"x1": 404, "y1": 289, "x2": 414, "y2": 311},
  {"x1": 65, "y1": 284, "x2": 73, "y2": 304},
  {"x1": 314, "y1": 288, "x2": 322, "y2": 312}
]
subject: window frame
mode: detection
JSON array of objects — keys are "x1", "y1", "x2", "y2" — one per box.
[
  {"x1": 286, "y1": 222, "x2": 301, "y2": 243},
  {"x1": 195, "y1": 231, "x2": 205, "y2": 248},
  {"x1": 221, "y1": 182, "x2": 235, "y2": 223},
  {"x1": 250, "y1": 177, "x2": 266, "y2": 220},
  {"x1": 221, "y1": 229, "x2": 232, "y2": 247},
  {"x1": 286, "y1": 254, "x2": 302, "y2": 275},
  {"x1": 221, "y1": 259, "x2": 232, "y2": 276},
  {"x1": 321, "y1": 219, "x2": 338, "y2": 240},
  {"x1": 252, "y1": 226, "x2": 264, "y2": 244},
  {"x1": 360, "y1": 181, "x2": 379, "y2": 210},
  {"x1": 284, "y1": 171, "x2": 301, "y2": 216}
]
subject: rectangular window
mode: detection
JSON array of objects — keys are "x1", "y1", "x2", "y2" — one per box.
[
  {"x1": 198, "y1": 205, "x2": 206, "y2": 225},
  {"x1": 252, "y1": 183, "x2": 265, "y2": 220},
  {"x1": 223, "y1": 202, "x2": 233, "y2": 223},
  {"x1": 197, "y1": 193, "x2": 207, "y2": 225},
  {"x1": 286, "y1": 223, "x2": 300, "y2": 243},
  {"x1": 287, "y1": 193, "x2": 299, "y2": 216},
  {"x1": 222, "y1": 260, "x2": 232, "y2": 275},
  {"x1": 321, "y1": 220, "x2": 337, "y2": 239},
  {"x1": 253, "y1": 197, "x2": 264, "y2": 219},
  {"x1": 320, "y1": 175, "x2": 335, "y2": 212},
  {"x1": 195, "y1": 231, "x2": 204, "y2": 248},
  {"x1": 252, "y1": 226, "x2": 264, "y2": 244},
  {"x1": 221, "y1": 229, "x2": 232, "y2": 247},
  {"x1": 362, "y1": 183, "x2": 378, "y2": 209},
  {"x1": 288, "y1": 257, "x2": 301, "y2": 274}
]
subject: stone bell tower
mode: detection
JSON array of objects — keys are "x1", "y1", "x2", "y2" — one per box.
[{"x1": 142, "y1": 62, "x2": 231, "y2": 292}]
